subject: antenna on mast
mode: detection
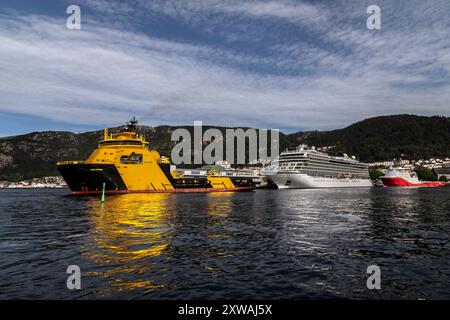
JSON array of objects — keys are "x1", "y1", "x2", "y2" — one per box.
[{"x1": 125, "y1": 117, "x2": 138, "y2": 132}]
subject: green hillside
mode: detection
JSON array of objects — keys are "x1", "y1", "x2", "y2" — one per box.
[{"x1": 290, "y1": 115, "x2": 450, "y2": 162}]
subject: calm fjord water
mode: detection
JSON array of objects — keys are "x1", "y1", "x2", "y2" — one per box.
[{"x1": 1, "y1": 188, "x2": 450, "y2": 299}]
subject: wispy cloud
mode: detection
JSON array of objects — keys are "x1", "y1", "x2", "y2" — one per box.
[{"x1": 0, "y1": 0, "x2": 449, "y2": 134}]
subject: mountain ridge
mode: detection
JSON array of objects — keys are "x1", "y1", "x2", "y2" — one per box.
[{"x1": 1, "y1": 114, "x2": 450, "y2": 181}]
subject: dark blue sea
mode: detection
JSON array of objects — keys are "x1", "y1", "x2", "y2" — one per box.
[{"x1": 1, "y1": 187, "x2": 450, "y2": 299}]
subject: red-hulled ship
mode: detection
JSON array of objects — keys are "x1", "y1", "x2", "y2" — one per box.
[{"x1": 380, "y1": 167, "x2": 445, "y2": 187}]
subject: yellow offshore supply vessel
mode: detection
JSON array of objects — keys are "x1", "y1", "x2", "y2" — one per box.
[{"x1": 57, "y1": 118, "x2": 256, "y2": 195}]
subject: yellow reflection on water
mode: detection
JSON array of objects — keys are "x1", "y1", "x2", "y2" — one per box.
[
  {"x1": 204, "y1": 193, "x2": 235, "y2": 260},
  {"x1": 205, "y1": 192, "x2": 234, "y2": 217},
  {"x1": 82, "y1": 192, "x2": 244, "y2": 295},
  {"x1": 83, "y1": 193, "x2": 175, "y2": 295}
]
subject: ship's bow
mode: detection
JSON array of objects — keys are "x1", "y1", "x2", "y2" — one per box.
[{"x1": 57, "y1": 162, "x2": 127, "y2": 194}]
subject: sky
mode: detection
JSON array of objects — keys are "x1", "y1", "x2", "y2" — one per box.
[{"x1": 0, "y1": 0, "x2": 449, "y2": 137}]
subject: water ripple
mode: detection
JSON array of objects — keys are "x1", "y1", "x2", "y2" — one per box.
[{"x1": 1, "y1": 188, "x2": 450, "y2": 299}]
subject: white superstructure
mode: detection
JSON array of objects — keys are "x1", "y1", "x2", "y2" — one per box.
[
  {"x1": 383, "y1": 167, "x2": 420, "y2": 184},
  {"x1": 265, "y1": 145, "x2": 372, "y2": 189}
]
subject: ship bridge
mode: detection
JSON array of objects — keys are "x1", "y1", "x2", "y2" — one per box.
[{"x1": 98, "y1": 128, "x2": 149, "y2": 148}]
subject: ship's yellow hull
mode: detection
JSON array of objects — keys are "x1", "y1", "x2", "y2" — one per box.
[
  {"x1": 57, "y1": 162, "x2": 256, "y2": 194},
  {"x1": 56, "y1": 122, "x2": 256, "y2": 195}
]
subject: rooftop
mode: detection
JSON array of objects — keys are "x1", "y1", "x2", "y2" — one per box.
[{"x1": 434, "y1": 167, "x2": 450, "y2": 174}]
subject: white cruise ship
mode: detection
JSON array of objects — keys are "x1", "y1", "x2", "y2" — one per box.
[{"x1": 265, "y1": 145, "x2": 372, "y2": 189}]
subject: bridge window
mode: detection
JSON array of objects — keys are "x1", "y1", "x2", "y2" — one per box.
[
  {"x1": 120, "y1": 152, "x2": 143, "y2": 164},
  {"x1": 100, "y1": 141, "x2": 142, "y2": 146}
]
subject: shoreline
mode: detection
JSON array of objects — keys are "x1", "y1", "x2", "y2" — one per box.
[{"x1": 0, "y1": 176, "x2": 67, "y2": 189}]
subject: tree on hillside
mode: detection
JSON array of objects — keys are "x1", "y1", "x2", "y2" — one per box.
[
  {"x1": 415, "y1": 166, "x2": 437, "y2": 181},
  {"x1": 369, "y1": 167, "x2": 384, "y2": 181}
]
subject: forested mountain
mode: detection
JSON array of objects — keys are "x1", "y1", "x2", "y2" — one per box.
[
  {"x1": 1, "y1": 114, "x2": 449, "y2": 181},
  {"x1": 290, "y1": 115, "x2": 450, "y2": 161}
]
